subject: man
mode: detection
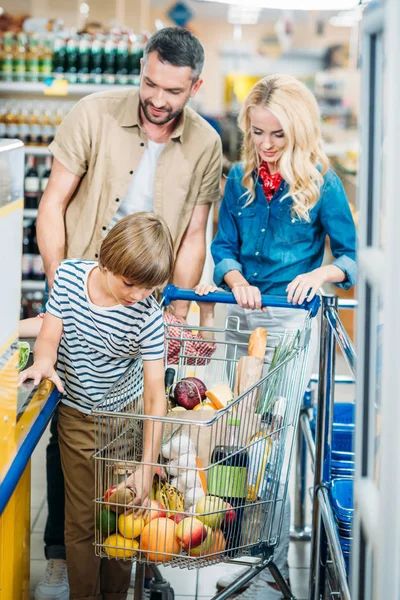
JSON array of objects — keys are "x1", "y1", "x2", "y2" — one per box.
[{"x1": 34, "y1": 26, "x2": 222, "y2": 600}]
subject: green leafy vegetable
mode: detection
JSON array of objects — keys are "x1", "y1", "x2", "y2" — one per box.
[{"x1": 18, "y1": 341, "x2": 30, "y2": 372}]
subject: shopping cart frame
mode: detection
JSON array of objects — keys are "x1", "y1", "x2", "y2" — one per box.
[{"x1": 92, "y1": 286, "x2": 320, "y2": 600}]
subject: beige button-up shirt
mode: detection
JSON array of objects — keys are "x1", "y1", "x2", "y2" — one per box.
[{"x1": 49, "y1": 88, "x2": 222, "y2": 260}]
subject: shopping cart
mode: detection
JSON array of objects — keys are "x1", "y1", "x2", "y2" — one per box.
[{"x1": 92, "y1": 286, "x2": 320, "y2": 600}]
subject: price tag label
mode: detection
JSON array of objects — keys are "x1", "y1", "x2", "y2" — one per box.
[{"x1": 43, "y1": 78, "x2": 69, "y2": 96}]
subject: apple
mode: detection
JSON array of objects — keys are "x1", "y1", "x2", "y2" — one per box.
[
  {"x1": 224, "y1": 502, "x2": 237, "y2": 525},
  {"x1": 144, "y1": 500, "x2": 167, "y2": 525},
  {"x1": 195, "y1": 495, "x2": 228, "y2": 529},
  {"x1": 168, "y1": 512, "x2": 187, "y2": 525},
  {"x1": 188, "y1": 525, "x2": 215, "y2": 556},
  {"x1": 176, "y1": 517, "x2": 208, "y2": 551}
]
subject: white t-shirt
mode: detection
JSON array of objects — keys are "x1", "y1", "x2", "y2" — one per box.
[{"x1": 110, "y1": 139, "x2": 166, "y2": 228}]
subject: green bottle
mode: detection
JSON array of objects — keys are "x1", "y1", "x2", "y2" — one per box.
[
  {"x1": 65, "y1": 37, "x2": 78, "y2": 83},
  {"x1": 14, "y1": 33, "x2": 27, "y2": 82},
  {"x1": 128, "y1": 35, "x2": 143, "y2": 84},
  {"x1": 39, "y1": 36, "x2": 53, "y2": 81},
  {"x1": 116, "y1": 35, "x2": 129, "y2": 85},
  {"x1": 27, "y1": 34, "x2": 40, "y2": 82},
  {"x1": 53, "y1": 38, "x2": 66, "y2": 76},
  {"x1": 2, "y1": 33, "x2": 14, "y2": 82},
  {"x1": 77, "y1": 34, "x2": 90, "y2": 84},
  {"x1": 103, "y1": 36, "x2": 116, "y2": 84},
  {"x1": 90, "y1": 36, "x2": 103, "y2": 85}
]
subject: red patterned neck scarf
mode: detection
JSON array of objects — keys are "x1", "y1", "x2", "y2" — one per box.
[{"x1": 258, "y1": 161, "x2": 283, "y2": 202}]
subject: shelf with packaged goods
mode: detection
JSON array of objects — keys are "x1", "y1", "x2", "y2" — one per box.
[
  {"x1": 24, "y1": 146, "x2": 50, "y2": 156},
  {"x1": 21, "y1": 280, "x2": 45, "y2": 291},
  {"x1": 0, "y1": 80, "x2": 139, "y2": 96},
  {"x1": 23, "y1": 208, "x2": 38, "y2": 218}
]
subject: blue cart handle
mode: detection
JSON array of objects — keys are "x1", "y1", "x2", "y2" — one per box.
[{"x1": 162, "y1": 284, "x2": 320, "y2": 317}]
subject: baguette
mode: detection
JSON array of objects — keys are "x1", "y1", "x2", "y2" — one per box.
[{"x1": 248, "y1": 327, "x2": 268, "y2": 360}]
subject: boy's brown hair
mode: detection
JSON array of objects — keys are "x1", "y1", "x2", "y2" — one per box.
[{"x1": 99, "y1": 212, "x2": 174, "y2": 287}]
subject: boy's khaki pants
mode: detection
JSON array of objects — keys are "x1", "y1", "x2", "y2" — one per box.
[{"x1": 58, "y1": 403, "x2": 132, "y2": 600}]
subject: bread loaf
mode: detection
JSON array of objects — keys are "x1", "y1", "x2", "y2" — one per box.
[{"x1": 248, "y1": 327, "x2": 268, "y2": 360}]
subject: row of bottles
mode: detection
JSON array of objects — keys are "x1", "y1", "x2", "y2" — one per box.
[
  {"x1": 22, "y1": 218, "x2": 45, "y2": 281},
  {"x1": 0, "y1": 100, "x2": 71, "y2": 145},
  {"x1": 0, "y1": 32, "x2": 145, "y2": 85},
  {"x1": 25, "y1": 155, "x2": 53, "y2": 209}
]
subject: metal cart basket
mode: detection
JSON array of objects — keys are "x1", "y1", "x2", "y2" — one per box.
[{"x1": 92, "y1": 286, "x2": 320, "y2": 600}]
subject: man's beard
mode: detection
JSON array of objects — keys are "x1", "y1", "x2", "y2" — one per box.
[{"x1": 139, "y1": 96, "x2": 189, "y2": 126}]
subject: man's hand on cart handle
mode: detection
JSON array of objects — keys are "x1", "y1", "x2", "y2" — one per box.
[
  {"x1": 117, "y1": 465, "x2": 153, "y2": 517},
  {"x1": 18, "y1": 360, "x2": 65, "y2": 393}
]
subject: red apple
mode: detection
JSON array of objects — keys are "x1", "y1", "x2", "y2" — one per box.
[
  {"x1": 169, "y1": 512, "x2": 187, "y2": 525},
  {"x1": 176, "y1": 517, "x2": 208, "y2": 551},
  {"x1": 144, "y1": 500, "x2": 167, "y2": 525},
  {"x1": 224, "y1": 502, "x2": 237, "y2": 525}
]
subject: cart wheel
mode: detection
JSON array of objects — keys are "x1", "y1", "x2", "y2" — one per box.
[{"x1": 149, "y1": 578, "x2": 175, "y2": 600}]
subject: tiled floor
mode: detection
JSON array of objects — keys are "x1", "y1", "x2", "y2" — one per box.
[{"x1": 29, "y1": 325, "x2": 355, "y2": 599}]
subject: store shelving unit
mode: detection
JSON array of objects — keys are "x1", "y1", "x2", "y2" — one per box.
[
  {"x1": 0, "y1": 78, "x2": 140, "y2": 313},
  {"x1": 0, "y1": 80, "x2": 138, "y2": 96}
]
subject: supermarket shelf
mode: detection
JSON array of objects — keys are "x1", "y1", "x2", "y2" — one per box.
[
  {"x1": 21, "y1": 280, "x2": 45, "y2": 291},
  {"x1": 0, "y1": 80, "x2": 139, "y2": 96},
  {"x1": 23, "y1": 209, "x2": 38, "y2": 218},
  {"x1": 24, "y1": 146, "x2": 50, "y2": 156}
]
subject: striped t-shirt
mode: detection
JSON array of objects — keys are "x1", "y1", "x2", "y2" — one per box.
[{"x1": 46, "y1": 260, "x2": 164, "y2": 414}]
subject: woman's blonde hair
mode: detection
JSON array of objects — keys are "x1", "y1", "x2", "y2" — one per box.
[
  {"x1": 238, "y1": 74, "x2": 329, "y2": 220},
  {"x1": 99, "y1": 212, "x2": 174, "y2": 287}
]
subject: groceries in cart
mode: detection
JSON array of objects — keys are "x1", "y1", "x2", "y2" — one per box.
[{"x1": 93, "y1": 305, "x2": 310, "y2": 567}]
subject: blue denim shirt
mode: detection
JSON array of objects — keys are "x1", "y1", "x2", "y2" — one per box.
[{"x1": 211, "y1": 164, "x2": 357, "y2": 295}]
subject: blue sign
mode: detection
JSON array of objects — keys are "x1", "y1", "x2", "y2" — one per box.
[{"x1": 167, "y1": 2, "x2": 194, "y2": 27}]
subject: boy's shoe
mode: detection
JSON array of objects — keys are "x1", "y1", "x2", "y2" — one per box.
[
  {"x1": 34, "y1": 559, "x2": 69, "y2": 600},
  {"x1": 216, "y1": 557, "x2": 260, "y2": 592}
]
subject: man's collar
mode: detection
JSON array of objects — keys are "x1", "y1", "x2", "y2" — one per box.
[{"x1": 117, "y1": 88, "x2": 188, "y2": 144}]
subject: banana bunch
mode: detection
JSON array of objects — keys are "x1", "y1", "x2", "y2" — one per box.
[{"x1": 151, "y1": 473, "x2": 184, "y2": 514}]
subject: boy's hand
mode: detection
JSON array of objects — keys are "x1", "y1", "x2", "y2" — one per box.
[
  {"x1": 121, "y1": 465, "x2": 153, "y2": 516},
  {"x1": 194, "y1": 284, "x2": 219, "y2": 310},
  {"x1": 18, "y1": 360, "x2": 64, "y2": 393}
]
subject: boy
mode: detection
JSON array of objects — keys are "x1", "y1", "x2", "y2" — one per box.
[{"x1": 20, "y1": 212, "x2": 174, "y2": 600}]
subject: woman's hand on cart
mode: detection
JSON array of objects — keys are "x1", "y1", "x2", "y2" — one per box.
[
  {"x1": 18, "y1": 360, "x2": 65, "y2": 393},
  {"x1": 286, "y1": 268, "x2": 325, "y2": 305},
  {"x1": 231, "y1": 283, "x2": 267, "y2": 311},
  {"x1": 118, "y1": 465, "x2": 153, "y2": 517}
]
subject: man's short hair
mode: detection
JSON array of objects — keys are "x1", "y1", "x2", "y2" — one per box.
[
  {"x1": 99, "y1": 212, "x2": 174, "y2": 288},
  {"x1": 144, "y1": 26, "x2": 205, "y2": 81}
]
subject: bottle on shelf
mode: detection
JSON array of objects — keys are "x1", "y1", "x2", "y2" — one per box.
[
  {"x1": 116, "y1": 35, "x2": 129, "y2": 85},
  {"x1": 31, "y1": 223, "x2": 45, "y2": 281},
  {"x1": 2, "y1": 32, "x2": 14, "y2": 82},
  {"x1": 90, "y1": 35, "x2": 104, "y2": 84},
  {"x1": 17, "y1": 105, "x2": 30, "y2": 144},
  {"x1": 77, "y1": 34, "x2": 91, "y2": 84},
  {"x1": 22, "y1": 219, "x2": 34, "y2": 280},
  {"x1": 39, "y1": 35, "x2": 54, "y2": 81},
  {"x1": 27, "y1": 34, "x2": 40, "y2": 83},
  {"x1": 25, "y1": 156, "x2": 40, "y2": 209},
  {"x1": 28, "y1": 103, "x2": 42, "y2": 146},
  {"x1": 40, "y1": 155, "x2": 52, "y2": 193},
  {"x1": 65, "y1": 37, "x2": 79, "y2": 83},
  {"x1": 128, "y1": 35, "x2": 144, "y2": 83},
  {"x1": 14, "y1": 32, "x2": 27, "y2": 82},
  {"x1": 53, "y1": 37, "x2": 66, "y2": 77},
  {"x1": 0, "y1": 103, "x2": 6, "y2": 138},
  {"x1": 40, "y1": 107, "x2": 53, "y2": 146},
  {"x1": 103, "y1": 36, "x2": 116, "y2": 84},
  {"x1": 5, "y1": 102, "x2": 19, "y2": 139}
]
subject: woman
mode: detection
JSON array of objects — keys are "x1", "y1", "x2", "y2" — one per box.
[{"x1": 211, "y1": 74, "x2": 356, "y2": 599}]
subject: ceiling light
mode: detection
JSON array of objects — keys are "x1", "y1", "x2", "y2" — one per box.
[
  {"x1": 228, "y1": 5, "x2": 261, "y2": 25},
  {"x1": 79, "y1": 2, "x2": 89, "y2": 15},
  {"x1": 200, "y1": 0, "x2": 364, "y2": 9}
]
